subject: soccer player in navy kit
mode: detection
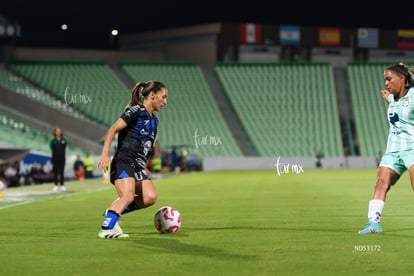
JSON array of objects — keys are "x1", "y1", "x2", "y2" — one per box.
[
  {"x1": 359, "y1": 63, "x2": 414, "y2": 234},
  {"x1": 97, "y1": 81, "x2": 168, "y2": 239}
]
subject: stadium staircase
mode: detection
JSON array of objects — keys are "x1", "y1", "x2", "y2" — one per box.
[
  {"x1": 8, "y1": 60, "x2": 131, "y2": 127},
  {"x1": 214, "y1": 62, "x2": 344, "y2": 157},
  {"x1": 120, "y1": 61, "x2": 244, "y2": 158},
  {"x1": 333, "y1": 66, "x2": 358, "y2": 157},
  {"x1": 0, "y1": 110, "x2": 83, "y2": 157},
  {"x1": 0, "y1": 63, "x2": 109, "y2": 155},
  {"x1": 200, "y1": 65, "x2": 259, "y2": 156},
  {"x1": 347, "y1": 62, "x2": 389, "y2": 157},
  {"x1": 0, "y1": 59, "x2": 391, "y2": 160}
]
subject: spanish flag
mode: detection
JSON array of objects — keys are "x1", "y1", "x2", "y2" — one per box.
[{"x1": 319, "y1": 27, "x2": 340, "y2": 46}]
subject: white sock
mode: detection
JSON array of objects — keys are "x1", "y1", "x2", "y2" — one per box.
[{"x1": 368, "y1": 199, "x2": 384, "y2": 223}]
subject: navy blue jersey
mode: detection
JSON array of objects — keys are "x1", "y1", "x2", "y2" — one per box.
[{"x1": 117, "y1": 104, "x2": 158, "y2": 164}]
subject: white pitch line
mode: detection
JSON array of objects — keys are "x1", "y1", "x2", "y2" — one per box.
[{"x1": 0, "y1": 186, "x2": 111, "y2": 210}]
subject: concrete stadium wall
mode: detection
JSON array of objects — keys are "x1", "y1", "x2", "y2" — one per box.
[
  {"x1": 7, "y1": 47, "x2": 165, "y2": 65},
  {"x1": 120, "y1": 23, "x2": 221, "y2": 67}
]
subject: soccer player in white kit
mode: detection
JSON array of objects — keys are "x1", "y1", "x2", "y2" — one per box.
[{"x1": 359, "y1": 62, "x2": 414, "y2": 234}]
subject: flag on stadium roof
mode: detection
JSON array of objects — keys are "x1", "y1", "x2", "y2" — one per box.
[
  {"x1": 319, "y1": 27, "x2": 340, "y2": 46},
  {"x1": 280, "y1": 25, "x2": 300, "y2": 45},
  {"x1": 240, "y1": 23, "x2": 262, "y2": 44},
  {"x1": 397, "y1": 29, "x2": 414, "y2": 49},
  {"x1": 357, "y1": 28, "x2": 378, "y2": 48}
]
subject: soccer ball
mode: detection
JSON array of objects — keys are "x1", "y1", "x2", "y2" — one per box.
[{"x1": 154, "y1": 206, "x2": 182, "y2": 234}]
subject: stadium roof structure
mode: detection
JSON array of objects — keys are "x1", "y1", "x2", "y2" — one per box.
[
  {"x1": 2, "y1": 1, "x2": 414, "y2": 49},
  {"x1": 0, "y1": 142, "x2": 29, "y2": 164},
  {"x1": 0, "y1": 14, "x2": 20, "y2": 39}
]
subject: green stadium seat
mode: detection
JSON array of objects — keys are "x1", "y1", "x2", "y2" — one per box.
[
  {"x1": 120, "y1": 61, "x2": 243, "y2": 158},
  {"x1": 9, "y1": 61, "x2": 130, "y2": 127},
  {"x1": 347, "y1": 62, "x2": 389, "y2": 157},
  {"x1": 215, "y1": 62, "x2": 344, "y2": 157}
]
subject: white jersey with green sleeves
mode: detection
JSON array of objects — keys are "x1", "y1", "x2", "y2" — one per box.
[{"x1": 386, "y1": 87, "x2": 414, "y2": 153}]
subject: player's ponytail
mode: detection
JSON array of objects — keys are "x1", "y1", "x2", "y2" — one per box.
[
  {"x1": 127, "y1": 80, "x2": 166, "y2": 108},
  {"x1": 405, "y1": 64, "x2": 414, "y2": 87},
  {"x1": 128, "y1": 82, "x2": 146, "y2": 107}
]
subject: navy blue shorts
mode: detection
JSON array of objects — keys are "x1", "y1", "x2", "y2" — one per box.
[{"x1": 110, "y1": 157, "x2": 150, "y2": 184}]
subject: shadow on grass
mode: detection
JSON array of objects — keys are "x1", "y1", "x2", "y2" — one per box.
[
  {"x1": 177, "y1": 225, "x2": 360, "y2": 233},
  {"x1": 130, "y1": 236, "x2": 257, "y2": 261},
  {"x1": 167, "y1": 225, "x2": 414, "y2": 237},
  {"x1": 373, "y1": 227, "x2": 414, "y2": 238}
]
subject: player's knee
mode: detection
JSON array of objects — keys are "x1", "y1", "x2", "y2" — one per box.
[
  {"x1": 144, "y1": 192, "x2": 157, "y2": 207},
  {"x1": 121, "y1": 194, "x2": 136, "y2": 205},
  {"x1": 375, "y1": 178, "x2": 391, "y2": 192}
]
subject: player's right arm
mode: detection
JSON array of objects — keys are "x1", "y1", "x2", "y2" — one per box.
[{"x1": 381, "y1": 89, "x2": 391, "y2": 103}]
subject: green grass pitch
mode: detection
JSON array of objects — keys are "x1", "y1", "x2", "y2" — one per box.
[{"x1": 1, "y1": 168, "x2": 414, "y2": 275}]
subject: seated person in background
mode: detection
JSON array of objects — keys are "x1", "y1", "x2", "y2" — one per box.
[
  {"x1": 32, "y1": 163, "x2": 54, "y2": 184},
  {"x1": 73, "y1": 155, "x2": 85, "y2": 180},
  {"x1": 28, "y1": 161, "x2": 41, "y2": 184},
  {"x1": 4, "y1": 162, "x2": 19, "y2": 187}
]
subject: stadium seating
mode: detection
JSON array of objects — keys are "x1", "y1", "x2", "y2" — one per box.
[
  {"x1": 0, "y1": 112, "x2": 83, "y2": 156},
  {"x1": 1, "y1": 59, "x2": 397, "y2": 160},
  {"x1": 120, "y1": 62, "x2": 244, "y2": 157},
  {"x1": 347, "y1": 62, "x2": 389, "y2": 157},
  {"x1": 8, "y1": 61, "x2": 130, "y2": 126},
  {"x1": 0, "y1": 66, "x2": 89, "y2": 121},
  {"x1": 215, "y1": 62, "x2": 344, "y2": 157}
]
